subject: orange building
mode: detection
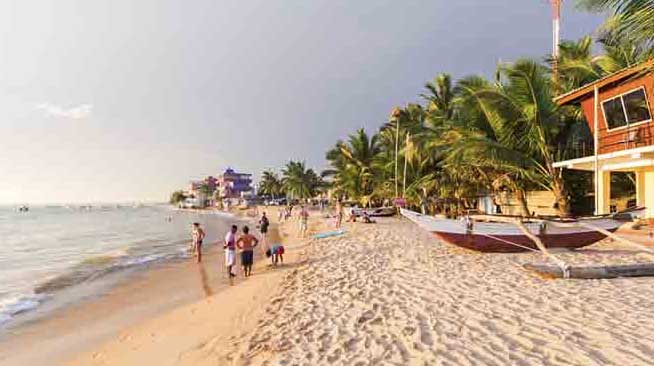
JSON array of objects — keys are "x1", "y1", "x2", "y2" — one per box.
[{"x1": 554, "y1": 61, "x2": 654, "y2": 218}]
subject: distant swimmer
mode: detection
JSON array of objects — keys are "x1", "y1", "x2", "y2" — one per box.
[
  {"x1": 236, "y1": 225, "x2": 259, "y2": 277},
  {"x1": 191, "y1": 222, "x2": 206, "y2": 263}
]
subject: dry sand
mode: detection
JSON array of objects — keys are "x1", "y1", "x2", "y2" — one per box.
[{"x1": 25, "y1": 209, "x2": 654, "y2": 365}]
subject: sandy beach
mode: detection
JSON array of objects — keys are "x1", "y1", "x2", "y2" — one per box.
[{"x1": 44, "y1": 208, "x2": 652, "y2": 366}]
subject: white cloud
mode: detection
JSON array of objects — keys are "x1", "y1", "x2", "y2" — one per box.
[{"x1": 35, "y1": 102, "x2": 93, "y2": 119}]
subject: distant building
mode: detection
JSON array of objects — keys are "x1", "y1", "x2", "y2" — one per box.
[
  {"x1": 217, "y1": 168, "x2": 253, "y2": 198},
  {"x1": 204, "y1": 176, "x2": 218, "y2": 193}
]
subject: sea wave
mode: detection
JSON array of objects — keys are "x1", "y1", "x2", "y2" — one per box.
[
  {"x1": 34, "y1": 250, "x2": 188, "y2": 295},
  {"x1": 0, "y1": 293, "x2": 49, "y2": 326}
]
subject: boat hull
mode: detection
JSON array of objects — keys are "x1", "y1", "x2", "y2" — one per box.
[
  {"x1": 400, "y1": 208, "x2": 621, "y2": 253},
  {"x1": 433, "y1": 230, "x2": 614, "y2": 253},
  {"x1": 352, "y1": 207, "x2": 396, "y2": 217}
]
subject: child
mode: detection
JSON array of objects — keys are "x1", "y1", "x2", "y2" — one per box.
[{"x1": 266, "y1": 244, "x2": 285, "y2": 266}]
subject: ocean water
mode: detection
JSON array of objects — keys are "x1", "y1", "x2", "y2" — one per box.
[{"x1": 0, "y1": 204, "x2": 235, "y2": 328}]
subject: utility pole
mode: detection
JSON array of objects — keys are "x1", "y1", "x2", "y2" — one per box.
[
  {"x1": 403, "y1": 133, "x2": 410, "y2": 198},
  {"x1": 391, "y1": 107, "x2": 401, "y2": 198}
]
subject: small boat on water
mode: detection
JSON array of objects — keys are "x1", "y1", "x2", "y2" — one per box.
[
  {"x1": 352, "y1": 207, "x2": 396, "y2": 217},
  {"x1": 400, "y1": 208, "x2": 625, "y2": 253}
]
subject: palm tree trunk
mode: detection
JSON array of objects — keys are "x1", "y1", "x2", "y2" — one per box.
[
  {"x1": 515, "y1": 188, "x2": 531, "y2": 217},
  {"x1": 551, "y1": 175, "x2": 571, "y2": 218}
]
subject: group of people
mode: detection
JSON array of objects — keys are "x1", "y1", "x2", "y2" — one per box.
[
  {"x1": 189, "y1": 211, "x2": 287, "y2": 283},
  {"x1": 332, "y1": 201, "x2": 375, "y2": 228},
  {"x1": 276, "y1": 204, "x2": 310, "y2": 237}
]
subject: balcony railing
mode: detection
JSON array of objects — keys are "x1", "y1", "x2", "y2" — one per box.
[{"x1": 558, "y1": 123, "x2": 654, "y2": 160}]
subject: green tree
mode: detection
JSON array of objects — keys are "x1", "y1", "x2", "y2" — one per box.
[
  {"x1": 259, "y1": 170, "x2": 283, "y2": 198},
  {"x1": 169, "y1": 190, "x2": 186, "y2": 205},
  {"x1": 578, "y1": 0, "x2": 654, "y2": 45},
  {"x1": 325, "y1": 128, "x2": 381, "y2": 204},
  {"x1": 281, "y1": 160, "x2": 320, "y2": 200}
]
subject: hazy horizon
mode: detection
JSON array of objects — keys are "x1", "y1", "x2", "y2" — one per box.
[{"x1": 0, "y1": 1, "x2": 603, "y2": 204}]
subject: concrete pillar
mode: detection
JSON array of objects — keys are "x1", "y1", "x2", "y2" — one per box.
[
  {"x1": 636, "y1": 171, "x2": 646, "y2": 207},
  {"x1": 596, "y1": 170, "x2": 611, "y2": 215},
  {"x1": 644, "y1": 170, "x2": 654, "y2": 219}
]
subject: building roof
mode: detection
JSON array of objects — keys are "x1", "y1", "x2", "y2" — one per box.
[{"x1": 554, "y1": 60, "x2": 654, "y2": 106}]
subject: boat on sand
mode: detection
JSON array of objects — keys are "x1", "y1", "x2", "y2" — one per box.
[
  {"x1": 352, "y1": 207, "x2": 396, "y2": 217},
  {"x1": 400, "y1": 208, "x2": 623, "y2": 253}
]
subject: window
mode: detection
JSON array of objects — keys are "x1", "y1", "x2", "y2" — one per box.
[{"x1": 602, "y1": 87, "x2": 652, "y2": 130}]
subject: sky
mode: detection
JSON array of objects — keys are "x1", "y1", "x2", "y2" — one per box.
[{"x1": 0, "y1": 0, "x2": 603, "y2": 204}]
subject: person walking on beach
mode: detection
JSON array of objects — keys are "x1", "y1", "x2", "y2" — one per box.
[
  {"x1": 224, "y1": 225, "x2": 238, "y2": 281},
  {"x1": 236, "y1": 225, "x2": 259, "y2": 277},
  {"x1": 335, "y1": 201, "x2": 343, "y2": 229},
  {"x1": 259, "y1": 212, "x2": 270, "y2": 248},
  {"x1": 191, "y1": 222, "x2": 206, "y2": 263},
  {"x1": 299, "y1": 205, "x2": 309, "y2": 237}
]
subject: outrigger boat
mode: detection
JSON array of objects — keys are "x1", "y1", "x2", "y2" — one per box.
[
  {"x1": 352, "y1": 206, "x2": 396, "y2": 217},
  {"x1": 400, "y1": 208, "x2": 627, "y2": 253}
]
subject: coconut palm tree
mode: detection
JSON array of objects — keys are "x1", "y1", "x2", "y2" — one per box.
[
  {"x1": 460, "y1": 60, "x2": 572, "y2": 216},
  {"x1": 169, "y1": 190, "x2": 186, "y2": 205},
  {"x1": 281, "y1": 161, "x2": 320, "y2": 200},
  {"x1": 578, "y1": 0, "x2": 654, "y2": 45},
  {"x1": 325, "y1": 128, "x2": 381, "y2": 204},
  {"x1": 258, "y1": 170, "x2": 283, "y2": 199},
  {"x1": 421, "y1": 73, "x2": 456, "y2": 128}
]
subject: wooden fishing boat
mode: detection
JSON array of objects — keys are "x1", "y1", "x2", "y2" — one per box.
[
  {"x1": 352, "y1": 206, "x2": 396, "y2": 217},
  {"x1": 400, "y1": 208, "x2": 623, "y2": 253}
]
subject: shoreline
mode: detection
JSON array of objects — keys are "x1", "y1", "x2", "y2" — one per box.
[
  {"x1": 5, "y1": 206, "x2": 654, "y2": 365},
  {"x1": 0, "y1": 207, "x2": 263, "y2": 366}
]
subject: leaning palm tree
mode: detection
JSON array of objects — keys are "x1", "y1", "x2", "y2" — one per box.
[{"x1": 281, "y1": 160, "x2": 320, "y2": 200}]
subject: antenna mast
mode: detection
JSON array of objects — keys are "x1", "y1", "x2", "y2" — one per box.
[{"x1": 551, "y1": 0, "x2": 562, "y2": 87}]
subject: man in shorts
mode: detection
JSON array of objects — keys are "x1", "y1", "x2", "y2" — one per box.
[
  {"x1": 224, "y1": 225, "x2": 238, "y2": 280},
  {"x1": 299, "y1": 205, "x2": 309, "y2": 237},
  {"x1": 236, "y1": 225, "x2": 259, "y2": 277},
  {"x1": 259, "y1": 212, "x2": 270, "y2": 248},
  {"x1": 191, "y1": 222, "x2": 206, "y2": 263}
]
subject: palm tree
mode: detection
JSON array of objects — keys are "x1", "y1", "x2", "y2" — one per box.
[
  {"x1": 169, "y1": 190, "x2": 186, "y2": 205},
  {"x1": 259, "y1": 170, "x2": 283, "y2": 199},
  {"x1": 595, "y1": 31, "x2": 654, "y2": 74},
  {"x1": 421, "y1": 73, "x2": 456, "y2": 128},
  {"x1": 555, "y1": 36, "x2": 602, "y2": 93},
  {"x1": 458, "y1": 60, "x2": 572, "y2": 216},
  {"x1": 325, "y1": 128, "x2": 381, "y2": 204},
  {"x1": 578, "y1": 0, "x2": 654, "y2": 45},
  {"x1": 281, "y1": 161, "x2": 320, "y2": 200}
]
